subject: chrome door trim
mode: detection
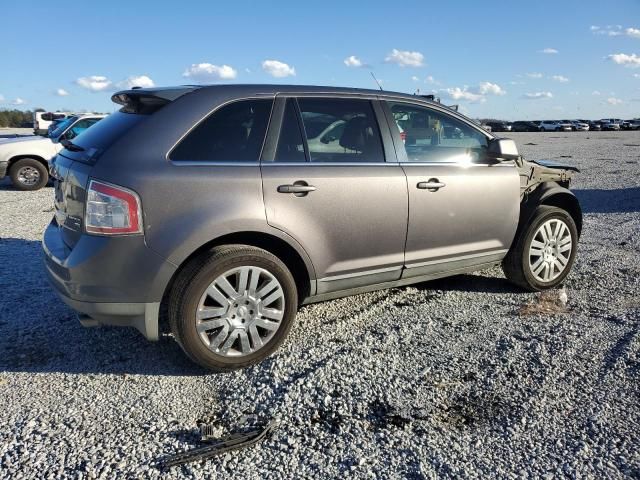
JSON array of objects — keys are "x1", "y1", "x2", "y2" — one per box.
[
  {"x1": 318, "y1": 265, "x2": 402, "y2": 283},
  {"x1": 404, "y1": 249, "x2": 508, "y2": 270}
]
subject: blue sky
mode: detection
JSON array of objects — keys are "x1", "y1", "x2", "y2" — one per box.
[{"x1": 1, "y1": 0, "x2": 639, "y2": 120}]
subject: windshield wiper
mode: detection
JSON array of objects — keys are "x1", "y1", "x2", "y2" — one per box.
[{"x1": 60, "y1": 139, "x2": 85, "y2": 152}]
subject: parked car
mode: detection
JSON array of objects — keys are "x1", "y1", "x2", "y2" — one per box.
[
  {"x1": 512, "y1": 121, "x2": 540, "y2": 132},
  {"x1": 567, "y1": 120, "x2": 589, "y2": 132},
  {"x1": 621, "y1": 119, "x2": 640, "y2": 130},
  {"x1": 588, "y1": 121, "x2": 602, "y2": 131},
  {"x1": 43, "y1": 84, "x2": 582, "y2": 371},
  {"x1": 539, "y1": 120, "x2": 572, "y2": 132},
  {"x1": 599, "y1": 119, "x2": 621, "y2": 131},
  {"x1": 33, "y1": 111, "x2": 70, "y2": 136},
  {"x1": 0, "y1": 114, "x2": 105, "y2": 190},
  {"x1": 485, "y1": 121, "x2": 512, "y2": 132}
]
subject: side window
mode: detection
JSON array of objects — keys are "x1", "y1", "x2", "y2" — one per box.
[
  {"x1": 65, "y1": 118, "x2": 101, "y2": 140},
  {"x1": 387, "y1": 102, "x2": 488, "y2": 163},
  {"x1": 170, "y1": 99, "x2": 273, "y2": 162},
  {"x1": 297, "y1": 98, "x2": 384, "y2": 163},
  {"x1": 275, "y1": 99, "x2": 306, "y2": 162}
]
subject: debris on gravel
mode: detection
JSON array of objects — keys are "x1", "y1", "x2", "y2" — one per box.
[{"x1": 0, "y1": 132, "x2": 639, "y2": 478}]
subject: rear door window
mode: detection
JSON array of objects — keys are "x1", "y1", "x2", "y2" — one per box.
[
  {"x1": 297, "y1": 98, "x2": 385, "y2": 163},
  {"x1": 170, "y1": 99, "x2": 273, "y2": 162}
]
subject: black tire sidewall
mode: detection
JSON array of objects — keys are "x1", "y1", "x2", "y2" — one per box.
[
  {"x1": 10, "y1": 159, "x2": 48, "y2": 191},
  {"x1": 521, "y1": 207, "x2": 578, "y2": 290},
  {"x1": 174, "y1": 249, "x2": 298, "y2": 370}
]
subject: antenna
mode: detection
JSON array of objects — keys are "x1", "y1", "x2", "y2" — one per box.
[{"x1": 370, "y1": 72, "x2": 383, "y2": 91}]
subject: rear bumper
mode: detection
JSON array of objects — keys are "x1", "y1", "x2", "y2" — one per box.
[
  {"x1": 57, "y1": 292, "x2": 161, "y2": 340},
  {"x1": 42, "y1": 218, "x2": 177, "y2": 340}
]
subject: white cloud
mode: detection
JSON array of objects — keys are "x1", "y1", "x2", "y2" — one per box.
[
  {"x1": 183, "y1": 63, "x2": 237, "y2": 81},
  {"x1": 0, "y1": 94, "x2": 5, "y2": 102},
  {"x1": 12, "y1": 97, "x2": 26, "y2": 105},
  {"x1": 539, "y1": 48, "x2": 559, "y2": 54},
  {"x1": 385, "y1": 48, "x2": 424, "y2": 67},
  {"x1": 551, "y1": 75, "x2": 569, "y2": 83},
  {"x1": 117, "y1": 75, "x2": 155, "y2": 89},
  {"x1": 442, "y1": 87, "x2": 486, "y2": 103},
  {"x1": 607, "y1": 97, "x2": 623, "y2": 105},
  {"x1": 523, "y1": 92, "x2": 553, "y2": 99},
  {"x1": 55, "y1": 88, "x2": 69, "y2": 96},
  {"x1": 526, "y1": 72, "x2": 543, "y2": 79},
  {"x1": 607, "y1": 53, "x2": 640, "y2": 67},
  {"x1": 592, "y1": 25, "x2": 640, "y2": 38},
  {"x1": 343, "y1": 55, "x2": 363, "y2": 68},
  {"x1": 411, "y1": 76, "x2": 419, "y2": 82},
  {"x1": 592, "y1": 90, "x2": 601, "y2": 95},
  {"x1": 478, "y1": 81, "x2": 506, "y2": 95},
  {"x1": 425, "y1": 75, "x2": 440, "y2": 85},
  {"x1": 76, "y1": 75, "x2": 113, "y2": 92},
  {"x1": 261, "y1": 60, "x2": 296, "y2": 77},
  {"x1": 634, "y1": 73, "x2": 640, "y2": 78}
]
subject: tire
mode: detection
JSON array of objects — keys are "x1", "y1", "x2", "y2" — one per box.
[
  {"x1": 502, "y1": 206, "x2": 578, "y2": 291},
  {"x1": 169, "y1": 245, "x2": 298, "y2": 371},
  {"x1": 9, "y1": 158, "x2": 48, "y2": 191}
]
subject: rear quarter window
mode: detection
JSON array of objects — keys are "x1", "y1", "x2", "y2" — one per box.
[{"x1": 169, "y1": 99, "x2": 274, "y2": 163}]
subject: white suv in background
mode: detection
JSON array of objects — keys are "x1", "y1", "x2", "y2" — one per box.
[
  {"x1": 33, "y1": 111, "x2": 70, "y2": 136},
  {"x1": 569, "y1": 120, "x2": 589, "y2": 131},
  {"x1": 539, "y1": 120, "x2": 572, "y2": 132},
  {"x1": 0, "y1": 114, "x2": 105, "y2": 190}
]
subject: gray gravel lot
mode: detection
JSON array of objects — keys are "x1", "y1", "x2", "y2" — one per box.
[{"x1": 1, "y1": 131, "x2": 639, "y2": 479}]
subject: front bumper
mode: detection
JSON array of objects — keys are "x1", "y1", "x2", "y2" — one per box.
[
  {"x1": 42, "y1": 219, "x2": 177, "y2": 340},
  {"x1": 0, "y1": 161, "x2": 7, "y2": 179}
]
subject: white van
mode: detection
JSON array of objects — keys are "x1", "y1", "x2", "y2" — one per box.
[{"x1": 33, "y1": 111, "x2": 71, "y2": 136}]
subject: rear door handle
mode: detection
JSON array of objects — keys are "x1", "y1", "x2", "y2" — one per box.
[
  {"x1": 277, "y1": 183, "x2": 316, "y2": 196},
  {"x1": 417, "y1": 179, "x2": 446, "y2": 191}
]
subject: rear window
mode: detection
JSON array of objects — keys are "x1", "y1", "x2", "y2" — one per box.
[
  {"x1": 169, "y1": 99, "x2": 273, "y2": 163},
  {"x1": 60, "y1": 112, "x2": 145, "y2": 163}
]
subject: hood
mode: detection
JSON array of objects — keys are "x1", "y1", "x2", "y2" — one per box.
[{"x1": 0, "y1": 135, "x2": 51, "y2": 146}]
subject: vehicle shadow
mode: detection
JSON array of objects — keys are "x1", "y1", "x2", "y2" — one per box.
[
  {"x1": 412, "y1": 272, "x2": 523, "y2": 294},
  {"x1": 0, "y1": 177, "x2": 53, "y2": 191},
  {"x1": 0, "y1": 237, "x2": 206, "y2": 376},
  {"x1": 574, "y1": 187, "x2": 640, "y2": 214}
]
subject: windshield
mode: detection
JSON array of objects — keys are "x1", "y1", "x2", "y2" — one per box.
[{"x1": 50, "y1": 116, "x2": 77, "y2": 138}]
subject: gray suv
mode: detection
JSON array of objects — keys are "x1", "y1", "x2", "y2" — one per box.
[{"x1": 43, "y1": 85, "x2": 582, "y2": 370}]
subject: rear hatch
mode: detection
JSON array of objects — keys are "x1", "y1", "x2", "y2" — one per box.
[{"x1": 51, "y1": 87, "x2": 196, "y2": 249}]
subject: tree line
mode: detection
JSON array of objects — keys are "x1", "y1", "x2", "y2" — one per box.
[{"x1": 0, "y1": 108, "x2": 44, "y2": 128}]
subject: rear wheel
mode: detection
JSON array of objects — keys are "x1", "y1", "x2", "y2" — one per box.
[
  {"x1": 503, "y1": 206, "x2": 578, "y2": 291},
  {"x1": 9, "y1": 158, "x2": 48, "y2": 191},
  {"x1": 169, "y1": 245, "x2": 298, "y2": 371}
]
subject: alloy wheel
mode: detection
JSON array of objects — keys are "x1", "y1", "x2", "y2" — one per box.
[
  {"x1": 195, "y1": 266, "x2": 285, "y2": 357},
  {"x1": 528, "y1": 218, "x2": 573, "y2": 282}
]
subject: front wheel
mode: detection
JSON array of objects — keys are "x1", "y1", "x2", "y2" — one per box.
[
  {"x1": 503, "y1": 206, "x2": 578, "y2": 291},
  {"x1": 169, "y1": 245, "x2": 298, "y2": 371},
  {"x1": 9, "y1": 158, "x2": 49, "y2": 191}
]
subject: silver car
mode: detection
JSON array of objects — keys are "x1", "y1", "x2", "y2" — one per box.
[{"x1": 43, "y1": 85, "x2": 582, "y2": 370}]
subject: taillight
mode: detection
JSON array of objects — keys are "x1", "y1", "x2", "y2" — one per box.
[{"x1": 85, "y1": 180, "x2": 143, "y2": 235}]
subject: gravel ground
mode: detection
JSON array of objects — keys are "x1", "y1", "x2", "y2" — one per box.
[{"x1": 1, "y1": 131, "x2": 639, "y2": 479}]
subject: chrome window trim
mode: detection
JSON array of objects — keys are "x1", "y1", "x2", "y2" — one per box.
[
  {"x1": 169, "y1": 161, "x2": 260, "y2": 167},
  {"x1": 399, "y1": 161, "x2": 516, "y2": 168},
  {"x1": 261, "y1": 162, "x2": 400, "y2": 167}
]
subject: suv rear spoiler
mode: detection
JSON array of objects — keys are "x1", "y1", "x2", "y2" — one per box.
[{"x1": 111, "y1": 86, "x2": 200, "y2": 114}]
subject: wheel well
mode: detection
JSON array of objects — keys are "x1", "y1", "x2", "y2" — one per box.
[
  {"x1": 8, "y1": 155, "x2": 48, "y2": 171},
  {"x1": 541, "y1": 192, "x2": 583, "y2": 235},
  {"x1": 159, "y1": 232, "x2": 313, "y2": 333}
]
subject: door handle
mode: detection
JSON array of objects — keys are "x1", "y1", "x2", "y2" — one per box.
[
  {"x1": 277, "y1": 183, "x2": 316, "y2": 196},
  {"x1": 417, "y1": 179, "x2": 446, "y2": 191}
]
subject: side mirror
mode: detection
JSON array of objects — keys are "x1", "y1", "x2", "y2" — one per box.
[{"x1": 487, "y1": 138, "x2": 519, "y2": 162}]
